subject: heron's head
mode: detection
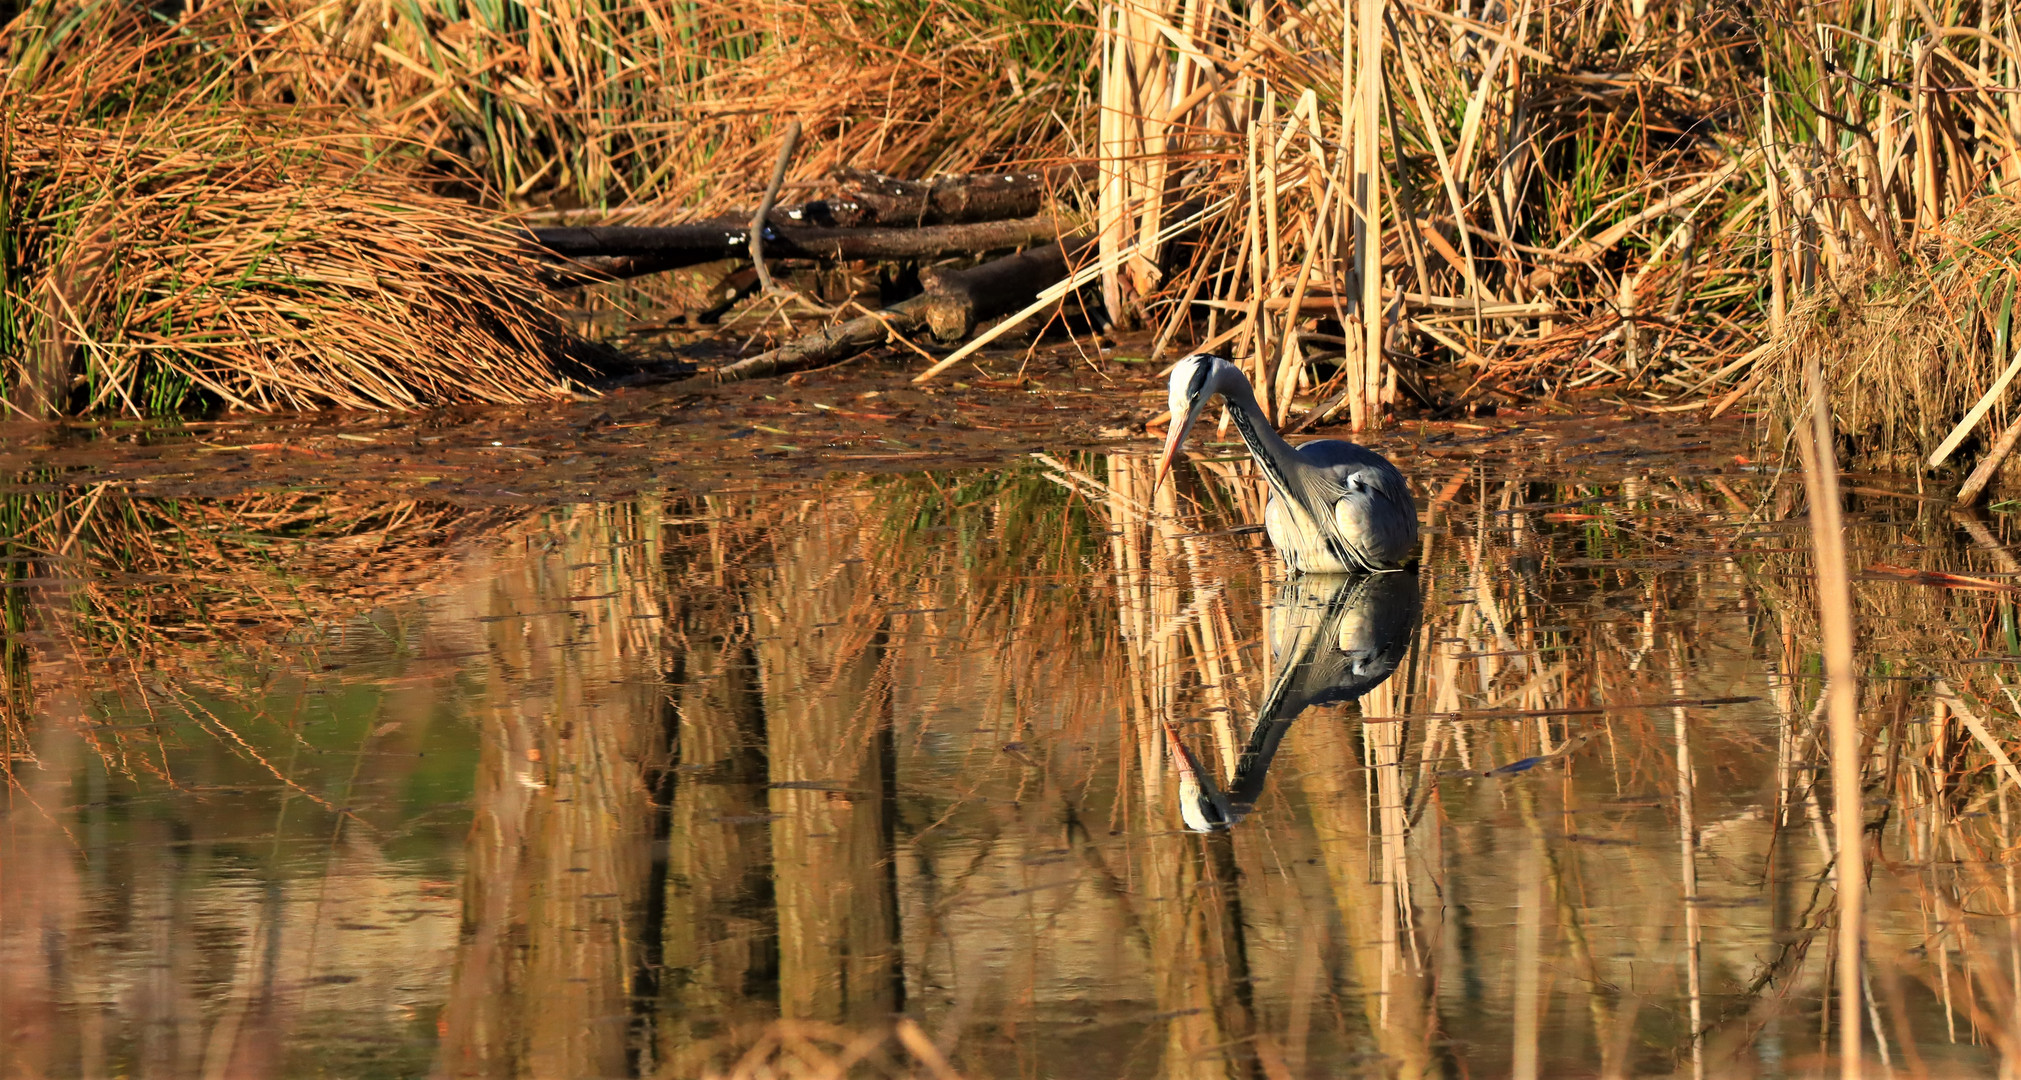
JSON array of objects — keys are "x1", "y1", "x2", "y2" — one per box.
[
  {"x1": 1155, "y1": 352, "x2": 1234, "y2": 491},
  {"x1": 1177, "y1": 772, "x2": 1239, "y2": 832},
  {"x1": 1164, "y1": 720, "x2": 1239, "y2": 832}
]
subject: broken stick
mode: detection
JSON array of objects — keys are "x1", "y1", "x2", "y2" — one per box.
[
  {"x1": 1957, "y1": 411, "x2": 2021, "y2": 508},
  {"x1": 750, "y1": 120, "x2": 801, "y2": 292}
]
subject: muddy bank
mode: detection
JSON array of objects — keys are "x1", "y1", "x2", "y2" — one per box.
[{"x1": 0, "y1": 350, "x2": 1765, "y2": 506}]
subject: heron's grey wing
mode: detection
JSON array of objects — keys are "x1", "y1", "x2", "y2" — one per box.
[{"x1": 1296, "y1": 440, "x2": 1420, "y2": 569}]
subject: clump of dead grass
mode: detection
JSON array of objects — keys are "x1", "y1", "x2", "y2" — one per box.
[
  {"x1": 1759, "y1": 199, "x2": 2021, "y2": 473},
  {"x1": 3, "y1": 1, "x2": 601, "y2": 417},
  {"x1": 1, "y1": 96, "x2": 596, "y2": 414}
]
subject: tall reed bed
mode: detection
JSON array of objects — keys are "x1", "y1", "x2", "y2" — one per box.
[
  {"x1": 6, "y1": 0, "x2": 1094, "y2": 217},
  {"x1": 1078, "y1": 0, "x2": 2021, "y2": 431},
  {"x1": 14, "y1": 0, "x2": 2021, "y2": 423}
]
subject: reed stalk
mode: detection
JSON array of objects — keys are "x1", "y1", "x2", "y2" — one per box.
[{"x1": 1797, "y1": 350, "x2": 1864, "y2": 1078}]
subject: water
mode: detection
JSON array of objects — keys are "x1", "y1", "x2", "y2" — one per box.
[{"x1": 0, "y1": 415, "x2": 2013, "y2": 1078}]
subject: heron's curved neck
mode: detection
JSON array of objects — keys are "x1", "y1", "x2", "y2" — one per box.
[{"x1": 1214, "y1": 367, "x2": 1302, "y2": 495}]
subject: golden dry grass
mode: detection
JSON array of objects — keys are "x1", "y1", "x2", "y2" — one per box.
[
  {"x1": 8, "y1": 0, "x2": 1092, "y2": 215},
  {"x1": 1758, "y1": 200, "x2": 2021, "y2": 473},
  {"x1": 1, "y1": 1, "x2": 606, "y2": 415},
  {"x1": 9, "y1": 0, "x2": 2021, "y2": 430},
  {"x1": 2, "y1": 102, "x2": 592, "y2": 413}
]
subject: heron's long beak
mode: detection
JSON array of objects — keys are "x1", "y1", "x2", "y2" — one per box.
[
  {"x1": 1153, "y1": 395, "x2": 1202, "y2": 492},
  {"x1": 1162, "y1": 721, "x2": 1205, "y2": 783}
]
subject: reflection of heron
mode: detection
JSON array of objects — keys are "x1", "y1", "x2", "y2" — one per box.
[
  {"x1": 1155, "y1": 353, "x2": 1418, "y2": 573},
  {"x1": 1167, "y1": 570, "x2": 1421, "y2": 831}
]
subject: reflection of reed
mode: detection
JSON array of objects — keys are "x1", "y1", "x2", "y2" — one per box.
[
  {"x1": 36, "y1": 452, "x2": 2021, "y2": 1075},
  {"x1": 1099, "y1": 452, "x2": 1260, "y2": 1079},
  {"x1": 749, "y1": 501, "x2": 901, "y2": 1025},
  {"x1": 436, "y1": 503, "x2": 669, "y2": 1079},
  {"x1": 1294, "y1": 716, "x2": 1445, "y2": 1080},
  {"x1": 658, "y1": 519, "x2": 777, "y2": 1076},
  {"x1": 4, "y1": 556, "x2": 473, "y2": 1078},
  {"x1": 0, "y1": 490, "x2": 538, "y2": 782},
  {"x1": 1, "y1": 681, "x2": 98, "y2": 1078}
]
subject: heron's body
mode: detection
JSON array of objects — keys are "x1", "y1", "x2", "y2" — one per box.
[{"x1": 1158, "y1": 354, "x2": 1418, "y2": 572}]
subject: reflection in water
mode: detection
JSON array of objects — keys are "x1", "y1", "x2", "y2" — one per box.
[
  {"x1": 6, "y1": 448, "x2": 2021, "y2": 1077},
  {"x1": 1169, "y1": 571, "x2": 1421, "y2": 832}
]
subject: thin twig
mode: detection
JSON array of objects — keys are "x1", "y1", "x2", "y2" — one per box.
[{"x1": 749, "y1": 119, "x2": 802, "y2": 294}]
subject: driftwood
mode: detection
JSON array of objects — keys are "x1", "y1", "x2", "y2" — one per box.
[
  {"x1": 1957, "y1": 412, "x2": 2021, "y2": 508},
  {"x1": 812, "y1": 167, "x2": 1088, "y2": 227},
  {"x1": 698, "y1": 231, "x2": 1096, "y2": 385},
  {"x1": 532, "y1": 162, "x2": 1108, "y2": 381},
  {"x1": 531, "y1": 213, "x2": 1078, "y2": 283}
]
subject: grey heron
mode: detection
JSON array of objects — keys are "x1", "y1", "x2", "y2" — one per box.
[
  {"x1": 1155, "y1": 353, "x2": 1418, "y2": 573},
  {"x1": 1166, "y1": 569, "x2": 1421, "y2": 832}
]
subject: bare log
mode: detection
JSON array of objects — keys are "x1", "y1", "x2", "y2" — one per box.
[
  {"x1": 528, "y1": 213, "x2": 1081, "y2": 279},
  {"x1": 806, "y1": 164, "x2": 1096, "y2": 226},
  {"x1": 816, "y1": 168, "x2": 1063, "y2": 227},
  {"x1": 916, "y1": 234, "x2": 1099, "y2": 341}
]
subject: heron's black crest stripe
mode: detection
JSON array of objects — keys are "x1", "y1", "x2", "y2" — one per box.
[{"x1": 1185, "y1": 356, "x2": 1212, "y2": 402}]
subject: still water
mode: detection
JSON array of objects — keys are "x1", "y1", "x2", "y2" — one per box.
[{"x1": 2, "y1": 431, "x2": 2016, "y2": 1078}]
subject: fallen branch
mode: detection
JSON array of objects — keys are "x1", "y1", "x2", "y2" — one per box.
[
  {"x1": 749, "y1": 119, "x2": 802, "y2": 293},
  {"x1": 916, "y1": 238, "x2": 1088, "y2": 340},
  {"x1": 914, "y1": 196, "x2": 1220, "y2": 382},
  {"x1": 695, "y1": 231, "x2": 1096, "y2": 384},
  {"x1": 703, "y1": 302, "x2": 916, "y2": 384},
  {"x1": 1956, "y1": 411, "x2": 2021, "y2": 508},
  {"x1": 529, "y1": 212, "x2": 1082, "y2": 279},
  {"x1": 1930, "y1": 346, "x2": 2021, "y2": 468}
]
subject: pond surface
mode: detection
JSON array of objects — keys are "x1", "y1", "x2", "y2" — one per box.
[{"x1": 2, "y1": 398, "x2": 2017, "y2": 1078}]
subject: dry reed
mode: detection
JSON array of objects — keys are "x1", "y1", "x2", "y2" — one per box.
[
  {"x1": 1759, "y1": 200, "x2": 2021, "y2": 474},
  {"x1": 1796, "y1": 349, "x2": 1865, "y2": 1078}
]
